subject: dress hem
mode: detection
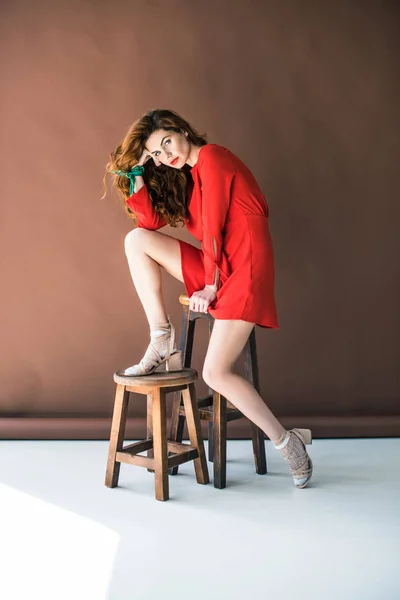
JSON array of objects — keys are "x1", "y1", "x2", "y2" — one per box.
[{"x1": 178, "y1": 239, "x2": 279, "y2": 329}]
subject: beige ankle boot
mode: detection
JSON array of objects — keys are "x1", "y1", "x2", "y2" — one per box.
[
  {"x1": 274, "y1": 428, "x2": 313, "y2": 489},
  {"x1": 118, "y1": 315, "x2": 183, "y2": 377}
]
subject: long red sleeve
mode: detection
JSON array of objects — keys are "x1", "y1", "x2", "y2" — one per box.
[
  {"x1": 125, "y1": 186, "x2": 167, "y2": 230},
  {"x1": 197, "y1": 146, "x2": 236, "y2": 287}
]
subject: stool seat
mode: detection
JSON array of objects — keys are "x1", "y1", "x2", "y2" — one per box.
[
  {"x1": 105, "y1": 367, "x2": 209, "y2": 501},
  {"x1": 114, "y1": 368, "x2": 197, "y2": 387}
]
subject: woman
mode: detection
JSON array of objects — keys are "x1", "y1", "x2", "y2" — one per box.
[{"x1": 104, "y1": 108, "x2": 313, "y2": 488}]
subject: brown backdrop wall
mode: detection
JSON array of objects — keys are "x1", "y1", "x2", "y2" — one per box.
[{"x1": 1, "y1": 0, "x2": 399, "y2": 439}]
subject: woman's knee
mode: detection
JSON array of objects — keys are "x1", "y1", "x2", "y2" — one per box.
[
  {"x1": 124, "y1": 227, "x2": 149, "y2": 254},
  {"x1": 202, "y1": 363, "x2": 229, "y2": 390}
]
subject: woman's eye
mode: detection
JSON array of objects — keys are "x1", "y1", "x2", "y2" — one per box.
[{"x1": 165, "y1": 139, "x2": 170, "y2": 145}]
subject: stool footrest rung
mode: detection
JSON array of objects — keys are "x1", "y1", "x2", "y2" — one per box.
[
  {"x1": 199, "y1": 394, "x2": 236, "y2": 410},
  {"x1": 116, "y1": 451, "x2": 154, "y2": 469},
  {"x1": 122, "y1": 439, "x2": 153, "y2": 454},
  {"x1": 167, "y1": 449, "x2": 199, "y2": 468},
  {"x1": 178, "y1": 394, "x2": 237, "y2": 411},
  {"x1": 167, "y1": 441, "x2": 196, "y2": 454},
  {"x1": 179, "y1": 406, "x2": 243, "y2": 421},
  {"x1": 197, "y1": 395, "x2": 213, "y2": 407}
]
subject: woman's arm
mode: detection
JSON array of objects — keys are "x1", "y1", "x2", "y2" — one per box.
[
  {"x1": 124, "y1": 150, "x2": 167, "y2": 230},
  {"x1": 126, "y1": 183, "x2": 167, "y2": 230},
  {"x1": 199, "y1": 146, "x2": 236, "y2": 288}
]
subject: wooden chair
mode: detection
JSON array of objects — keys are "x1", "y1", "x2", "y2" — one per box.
[
  {"x1": 105, "y1": 368, "x2": 209, "y2": 501},
  {"x1": 169, "y1": 295, "x2": 267, "y2": 489}
]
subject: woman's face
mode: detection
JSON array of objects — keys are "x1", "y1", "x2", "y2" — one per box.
[{"x1": 145, "y1": 129, "x2": 190, "y2": 169}]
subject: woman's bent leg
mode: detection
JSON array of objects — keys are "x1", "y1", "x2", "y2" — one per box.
[
  {"x1": 124, "y1": 228, "x2": 184, "y2": 326},
  {"x1": 120, "y1": 228, "x2": 185, "y2": 375}
]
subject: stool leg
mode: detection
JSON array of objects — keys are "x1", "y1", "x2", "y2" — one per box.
[
  {"x1": 213, "y1": 390, "x2": 227, "y2": 489},
  {"x1": 152, "y1": 387, "x2": 169, "y2": 501},
  {"x1": 208, "y1": 320, "x2": 214, "y2": 462},
  {"x1": 207, "y1": 381, "x2": 215, "y2": 461},
  {"x1": 182, "y1": 383, "x2": 209, "y2": 485},
  {"x1": 244, "y1": 329, "x2": 267, "y2": 475},
  {"x1": 105, "y1": 384, "x2": 129, "y2": 488},
  {"x1": 208, "y1": 422, "x2": 214, "y2": 462},
  {"x1": 169, "y1": 309, "x2": 196, "y2": 476},
  {"x1": 147, "y1": 394, "x2": 155, "y2": 473},
  {"x1": 207, "y1": 317, "x2": 227, "y2": 488},
  {"x1": 168, "y1": 390, "x2": 183, "y2": 473}
]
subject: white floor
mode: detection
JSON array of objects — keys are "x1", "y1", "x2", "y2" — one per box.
[{"x1": 0, "y1": 438, "x2": 399, "y2": 600}]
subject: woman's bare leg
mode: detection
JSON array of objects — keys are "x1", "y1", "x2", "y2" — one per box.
[
  {"x1": 203, "y1": 319, "x2": 313, "y2": 487},
  {"x1": 202, "y1": 319, "x2": 285, "y2": 442},
  {"x1": 124, "y1": 228, "x2": 184, "y2": 327}
]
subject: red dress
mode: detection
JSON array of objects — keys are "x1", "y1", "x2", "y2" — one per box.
[{"x1": 126, "y1": 143, "x2": 279, "y2": 329}]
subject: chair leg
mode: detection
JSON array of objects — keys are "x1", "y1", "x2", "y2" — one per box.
[
  {"x1": 105, "y1": 384, "x2": 129, "y2": 488},
  {"x1": 169, "y1": 308, "x2": 196, "y2": 476},
  {"x1": 182, "y1": 383, "x2": 209, "y2": 485},
  {"x1": 152, "y1": 387, "x2": 169, "y2": 501},
  {"x1": 213, "y1": 390, "x2": 227, "y2": 489},
  {"x1": 244, "y1": 328, "x2": 267, "y2": 474}
]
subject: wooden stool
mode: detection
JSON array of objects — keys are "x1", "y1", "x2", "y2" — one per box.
[
  {"x1": 105, "y1": 368, "x2": 209, "y2": 501},
  {"x1": 169, "y1": 295, "x2": 267, "y2": 489}
]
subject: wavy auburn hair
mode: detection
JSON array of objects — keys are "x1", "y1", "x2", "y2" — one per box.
[{"x1": 103, "y1": 109, "x2": 208, "y2": 227}]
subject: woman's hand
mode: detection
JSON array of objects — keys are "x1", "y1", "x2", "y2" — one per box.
[
  {"x1": 137, "y1": 148, "x2": 162, "y2": 168},
  {"x1": 189, "y1": 286, "x2": 217, "y2": 313},
  {"x1": 137, "y1": 149, "x2": 153, "y2": 167}
]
